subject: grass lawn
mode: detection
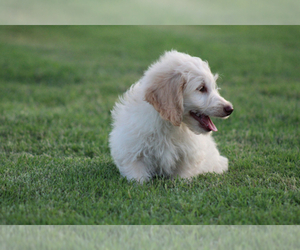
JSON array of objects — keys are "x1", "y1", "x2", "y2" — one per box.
[{"x1": 0, "y1": 26, "x2": 299, "y2": 224}]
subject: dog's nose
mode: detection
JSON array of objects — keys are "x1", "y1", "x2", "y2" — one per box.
[{"x1": 224, "y1": 105, "x2": 234, "y2": 115}]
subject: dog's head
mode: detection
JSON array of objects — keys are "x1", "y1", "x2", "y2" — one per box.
[{"x1": 144, "y1": 50, "x2": 233, "y2": 134}]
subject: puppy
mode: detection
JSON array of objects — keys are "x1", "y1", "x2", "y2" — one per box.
[{"x1": 109, "y1": 51, "x2": 233, "y2": 183}]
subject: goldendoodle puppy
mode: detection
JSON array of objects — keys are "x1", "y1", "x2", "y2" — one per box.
[{"x1": 109, "y1": 50, "x2": 233, "y2": 182}]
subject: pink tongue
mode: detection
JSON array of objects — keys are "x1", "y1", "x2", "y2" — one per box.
[{"x1": 202, "y1": 115, "x2": 218, "y2": 132}]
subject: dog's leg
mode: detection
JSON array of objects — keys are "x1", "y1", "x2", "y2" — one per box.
[
  {"x1": 212, "y1": 155, "x2": 228, "y2": 173},
  {"x1": 194, "y1": 154, "x2": 228, "y2": 175},
  {"x1": 119, "y1": 160, "x2": 151, "y2": 183},
  {"x1": 173, "y1": 154, "x2": 228, "y2": 179}
]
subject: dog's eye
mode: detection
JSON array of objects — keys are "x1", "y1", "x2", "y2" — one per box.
[{"x1": 197, "y1": 86, "x2": 206, "y2": 93}]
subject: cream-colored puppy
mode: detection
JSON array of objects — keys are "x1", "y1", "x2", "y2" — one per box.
[{"x1": 109, "y1": 51, "x2": 233, "y2": 183}]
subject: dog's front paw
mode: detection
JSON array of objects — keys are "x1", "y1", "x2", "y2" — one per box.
[{"x1": 213, "y1": 156, "x2": 228, "y2": 173}]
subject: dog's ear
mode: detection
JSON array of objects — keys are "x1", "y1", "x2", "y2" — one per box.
[{"x1": 144, "y1": 72, "x2": 186, "y2": 126}]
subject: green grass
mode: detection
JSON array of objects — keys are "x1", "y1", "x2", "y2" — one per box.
[
  {"x1": 2, "y1": 226, "x2": 300, "y2": 250},
  {"x1": 0, "y1": 26, "x2": 299, "y2": 225}
]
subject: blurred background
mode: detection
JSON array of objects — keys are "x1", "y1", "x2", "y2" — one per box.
[{"x1": 1, "y1": 0, "x2": 300, "y2": 24}]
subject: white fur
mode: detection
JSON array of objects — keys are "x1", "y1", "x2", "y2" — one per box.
[{"x1": 109, "y1": 51, "x2": 233, "y2": 183}]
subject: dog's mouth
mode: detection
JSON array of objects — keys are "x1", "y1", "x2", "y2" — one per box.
[{"x1": 189, "y1": 111, "x2": 217, "y2": 132}]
